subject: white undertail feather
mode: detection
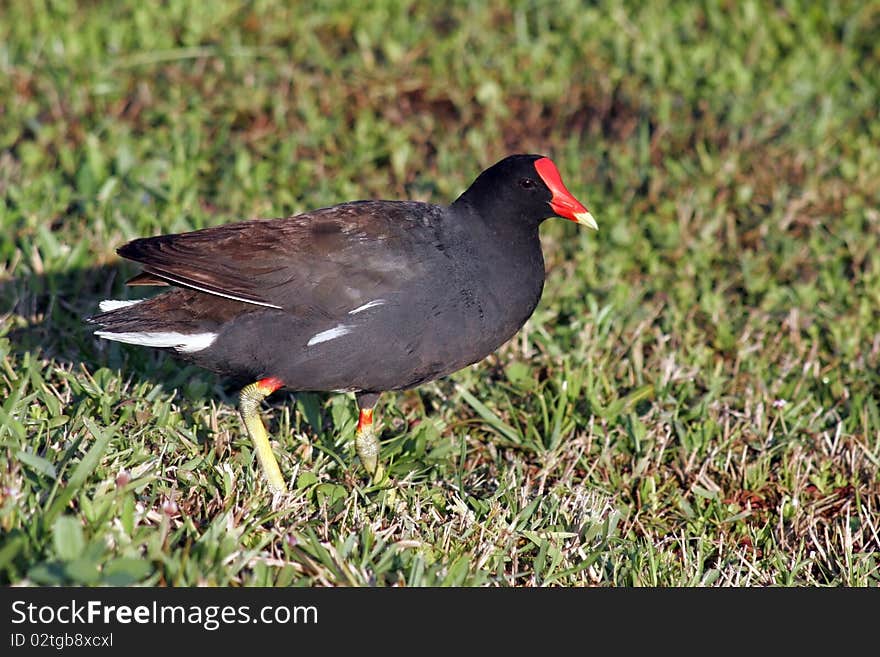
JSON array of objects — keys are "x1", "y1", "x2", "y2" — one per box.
[
  {"x1": 94, "y1": 330, "x2": 217, "y2": 353},
  {"x1": 99, "y1": 299, "x2": 145, "y2": 312},
  {"x1": 307, "y1": 324, "x2": 353, "y2": 346}
]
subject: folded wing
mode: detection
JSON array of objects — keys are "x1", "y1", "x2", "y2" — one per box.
[{"x1": 117, "y1": 201, "x2": 444, "y2": 318}]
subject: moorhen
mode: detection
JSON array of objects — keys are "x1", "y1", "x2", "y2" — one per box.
[{"x1": 89, "y1": 154, "x2": 596, "y2": 492}]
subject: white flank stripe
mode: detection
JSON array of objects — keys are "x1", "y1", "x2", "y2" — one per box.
[
  {"x1": 145, "y1": 271, "x2": 283, "y2": 309},
  {"x1": 307, "y1": 324, "x2": 353, "y2": 346},
  {"x1": 94, "y1": 330, "x2": 217, "y2": 353},
  {"x1": 348, "y1": 299, "x2": 386, "y2": 315},
  {"x1": 99, "y1": 299, "x2": 145, "y2": 312}
]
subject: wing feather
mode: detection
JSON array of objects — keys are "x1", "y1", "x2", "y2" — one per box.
[{"x1": 117, "y1": 201, "x2": 444, "y2": 317}]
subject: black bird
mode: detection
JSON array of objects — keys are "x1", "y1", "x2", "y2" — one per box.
[{"x1": 89, "y1": 154, "x2": 597, "y2": 492}]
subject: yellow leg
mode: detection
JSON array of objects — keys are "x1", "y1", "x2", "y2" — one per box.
[
  {"x1": 355, "y1": 404, "x2": 384, "y2": 479},
  {"x1": 239, "y1": 378, "x2": 287, "y2": 493}
]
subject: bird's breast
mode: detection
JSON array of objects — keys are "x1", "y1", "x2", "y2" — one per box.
[{"x1": 419, "y1": 233, "x2": 546, "y2": 364}]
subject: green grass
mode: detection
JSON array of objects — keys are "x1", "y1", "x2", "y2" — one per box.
[{"x1": 1, "y1": 0, "x2": 879, "y2": 586}]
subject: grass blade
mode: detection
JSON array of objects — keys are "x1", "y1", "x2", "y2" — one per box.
[{"x1": 44, "y1": 418, "x2": 114, "y2": 526}]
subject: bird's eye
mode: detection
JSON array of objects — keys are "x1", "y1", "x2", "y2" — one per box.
[{"x1": 519, "y1": 178, "x2": 537, "y2": 190}]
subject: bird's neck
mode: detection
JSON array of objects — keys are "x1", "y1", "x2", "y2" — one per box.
[{"x1": 447, "y1": 196, "x2": 542, "y2": 245}]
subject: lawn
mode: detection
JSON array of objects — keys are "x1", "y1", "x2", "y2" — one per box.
[{"x1": 1, "y1": 0, "x2": 878, "y2": 586}]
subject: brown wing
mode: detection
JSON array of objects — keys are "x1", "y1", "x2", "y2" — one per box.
[{"x1": 117, "y1": 201, "x2": 445, "y2": 318}]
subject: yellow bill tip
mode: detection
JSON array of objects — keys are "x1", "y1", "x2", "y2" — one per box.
[{"x1": 574, "y1": 211, "x2": 598, "y2": 230}]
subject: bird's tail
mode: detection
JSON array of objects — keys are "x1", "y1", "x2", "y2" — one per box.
[{"x1": 87, "y1": 292, "x2": 218, "y2": 353}]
